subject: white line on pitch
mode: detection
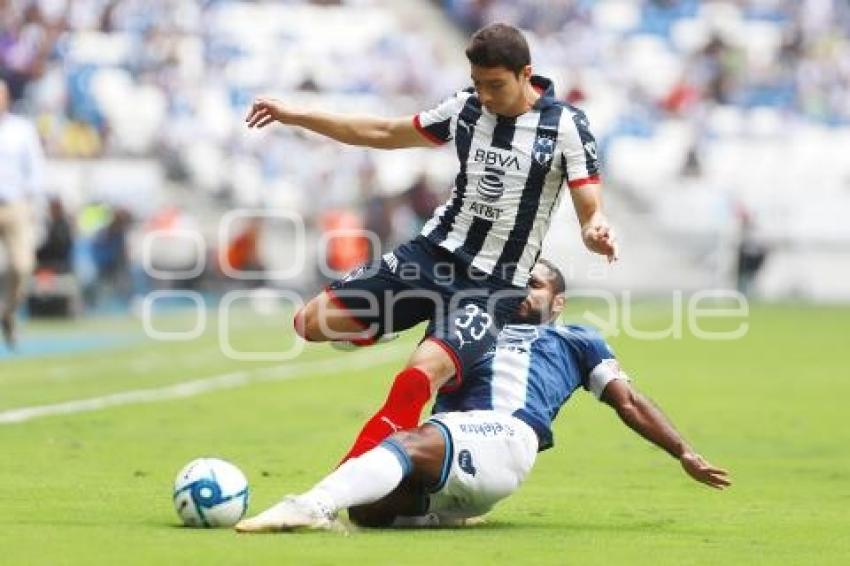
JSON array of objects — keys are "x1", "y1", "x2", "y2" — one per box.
[{"x1": 0, "y1": 344, "x2": 408, "y2": 425}]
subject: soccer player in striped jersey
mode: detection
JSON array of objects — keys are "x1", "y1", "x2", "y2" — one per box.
[
  {"x1": 236, "y1": 260, "x2": 730, "y2": 533},
  {"x1": 245, "y1": 23, "x2": 618, "y2": 462}
]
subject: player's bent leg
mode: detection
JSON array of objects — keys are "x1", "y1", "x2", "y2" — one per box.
[
  {"x1": 387, "y1": 426, "x2": 447, "y2": 486},
  {"x1": 293, "y1": 290, "x2": 376, "y2": 342},
  {"x1": 338, "y1": 366, "x2": 433, "y2": 462},
  {"x1": 406, "y1": 339, "x2": 458, "y2": 393},
  {"x1": 347, "y1": 479, "x2": 420, "y2": 528},
  {"x1": 237, "y1": 438, "x2": 418, "y2": 533},
  {"x1": 338, "y1": 343, "x2": 455, "y2": 463},
  {"x1": 421, "y1": 293, "x2": 521, "y2": 395},
  {"x1": 348, "y1": 425, "x2": 446, "y2": 528}
]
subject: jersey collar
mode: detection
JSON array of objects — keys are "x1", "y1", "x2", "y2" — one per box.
[{"x1": 530, "y1": 75, "x2": 557, "y2": 110}]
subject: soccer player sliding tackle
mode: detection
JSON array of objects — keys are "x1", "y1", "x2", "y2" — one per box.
[
  {"x1": 244, "y1": 23, "x2": 618, "y2": 465},
  {"x1": 236, "y1": 260, "x2": 731, "y2": 532}
]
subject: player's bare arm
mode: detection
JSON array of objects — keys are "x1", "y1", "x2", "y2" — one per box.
[
  {"x1": 600, "y1": 378, "x2": 731, "y2": 489},
  {"x1": 569, "y1": 182, "x2": 619, "y2": 262},
  {"x1": 245, "y1": 97, "x2": 433, "y2": 149}
]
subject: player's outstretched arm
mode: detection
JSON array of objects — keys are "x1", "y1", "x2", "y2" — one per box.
[
  {"x1": 245, "y1": 97, "x2": 433, "y2": 149},
  {"x1": 600, "y1": 379, "x2": 731, "y2": 489},
  {"x1": 569, "y1": 183, "x2": 618, "y2": 263}
]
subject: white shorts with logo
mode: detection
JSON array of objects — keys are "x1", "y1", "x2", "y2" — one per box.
[{"x1": 425, "y1": 410, "x2": 539, "y2": 520}]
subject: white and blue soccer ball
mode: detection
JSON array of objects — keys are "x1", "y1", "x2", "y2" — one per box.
[{"x1": 173, "y1": 457, "x2": 249, "y2": 528}]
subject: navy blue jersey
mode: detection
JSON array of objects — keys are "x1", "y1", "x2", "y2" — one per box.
[{"x1": 433, "y1": 324, "x2": 628, "y2": 451}]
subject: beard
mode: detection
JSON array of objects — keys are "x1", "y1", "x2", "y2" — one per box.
[{"x1": 509, "y1": 302, "x2": 547, "y2": 325}]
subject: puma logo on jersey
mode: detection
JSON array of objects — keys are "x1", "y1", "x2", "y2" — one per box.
[
  {"x1": 473, "y1": 149, "x2": 520, "y2": 170},
  {"x1": 455, "y1": 330, "x2": 470, "y2": 349}
]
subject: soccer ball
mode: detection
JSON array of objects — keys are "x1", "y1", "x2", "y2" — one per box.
[{"x1": 173, "y1": 457, "x2": 249, "y2": 528}]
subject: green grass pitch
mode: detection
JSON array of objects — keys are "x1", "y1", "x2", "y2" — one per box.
[{"x1": 0, "y1": 302, "x2": 848, "y2": 565}]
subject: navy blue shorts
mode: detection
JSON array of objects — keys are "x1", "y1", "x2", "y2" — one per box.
[{"x1": 327, "y1": 236, "x2": 526, "y2": 388}]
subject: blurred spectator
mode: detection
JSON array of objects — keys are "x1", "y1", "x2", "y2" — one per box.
[
  {"x1": 565, "y1": 74, "x2": 587, "y2": 105},
  {"x1": 29, "y1": 197, "x2": 79, "y2": 318},
  {"x1": 222, "y1": 217, "x2": 264, "y2": 283},
  {"x1": 0, "y1": 77, "x2": 44, "y2": 348},
  {"x1": 680, "y1": 142, "x2": 703, "y2": 179},
  {"x1": 143, "y1": 205, "x2": 203, "y2": 289},
  {"x1": 359, "y1": 161, "x2": 393, "y2": 254},
  {"x1": 0, "y1": 1, "x2": 58, "y2": 99},
  {"x1": 443, "y1": 0, "x2": 850, "y2": 124},
  {"x1": 697, "y1": 34, "x2": 740, "y2": 106},
  {"x1": 662, "y1": 75, "x2": 701, "y2": 116},
  {"x1": 736, "y1": 210, "x2": 769, "y2": 297},
  {"x1": 36, "y1": 196, "x2": 74, "y2": 273},
  {"x1": 405, "y1": 174, "x2": 441, "y2": 229},
  {"x1": 320, "y1": 210, "x2": 369, "y2": 278},
  {"x1": 91, "y1": 207, "x2": 132, "y2": 304}
]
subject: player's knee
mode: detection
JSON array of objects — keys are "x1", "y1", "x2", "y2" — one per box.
[
  {"x1": 292, "y1": 306, "x2": 307, "y2": 339},
  {"x1": 292, "y1": 305, "x2": 313, "y2": 341},
  {"x1": 408, "y1": 343, "x2": 457, "y2": 391},
  {"x1": 388, "y1": 427, "x2": 441, "y2": 480},
  {"x1": 292, "y1": 300, "x2": 323, "y2": 342}
]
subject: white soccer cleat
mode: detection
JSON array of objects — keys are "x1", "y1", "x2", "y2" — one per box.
[{"x1": 234, "y1": 495, "x2": 340, "y2": 533}]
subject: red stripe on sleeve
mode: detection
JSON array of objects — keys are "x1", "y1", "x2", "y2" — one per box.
[
  {"x1": 567, "y1": 175, "x2": 601, "y2": 189},
  {"x1": 413, "y1": 114, "x2": 446, "y2": 146}
]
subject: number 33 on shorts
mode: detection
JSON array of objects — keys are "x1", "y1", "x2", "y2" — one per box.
[{"x1": 454, "y1": 304, "x2": 493, "y2": 348}]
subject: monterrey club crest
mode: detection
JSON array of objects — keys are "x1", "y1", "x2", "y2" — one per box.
[{"x1": 533, "y1": 135, "x2": 556, "y2": 166}]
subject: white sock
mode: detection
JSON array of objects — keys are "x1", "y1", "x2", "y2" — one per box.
[{"x1": 302, "y1": 443, "x2": 410, "y2": 513}]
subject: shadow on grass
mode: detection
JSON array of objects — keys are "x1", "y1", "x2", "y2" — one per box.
[
  {"x1": 351, "y1": 516, "x2": 697, "y2": 535},
  {"x1": 4, "y1": 516, "x2": 702, "y2": 538},
  {"x1": 139, "y1": 516, "x2": 695, "y2": 535}
]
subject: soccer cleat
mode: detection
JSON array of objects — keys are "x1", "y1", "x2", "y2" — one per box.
[
  {"x1": 234, "y1": 495, "x2": 341, "y2": 533},
  {"x1": 331, "y1": 332, "x2": 399, "y2": 352}
]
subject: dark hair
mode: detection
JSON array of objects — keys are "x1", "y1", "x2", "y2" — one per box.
[
  {"x1": 465, "y1": 23, "x2": 531, "y2": 75},
  {"x1": 536, "y1": 258, "x2": 566, "y2": 295}
]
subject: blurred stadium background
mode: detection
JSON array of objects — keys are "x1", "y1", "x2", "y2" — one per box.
[{"x1": 2, "y1": 0, "x2": 849, "y2": 340}]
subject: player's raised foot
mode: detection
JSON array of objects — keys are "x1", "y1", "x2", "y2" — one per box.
[
  {"x1": 235, "y1": 495, "x2": 342, "y2": 533},
  {"x1": 331, "y1": 332, "x2": 399, "y2": 352}
]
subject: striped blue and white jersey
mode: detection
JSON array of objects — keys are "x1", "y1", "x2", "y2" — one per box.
[
  {"x1": 414, "y1": 75, "x2": 600, "y2": 288},
  {"x1": 433, "y1": 324, "x2": 628, "y2": 451}
]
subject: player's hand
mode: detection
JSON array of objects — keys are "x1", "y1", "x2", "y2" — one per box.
[
  {"x1": 680, "y1": 451, "x2": 731, "y2": 489},
  {"x1": 581, "y1": 221, "x2": 619, "y2": 263},
  {"x1": 245, "y1": 97, "x2": 298, "y2": 129}
]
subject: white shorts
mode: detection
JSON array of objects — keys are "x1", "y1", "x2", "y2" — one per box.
[{"x1": 424, "y1": 410, "x2": 538, "y2": 520}]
